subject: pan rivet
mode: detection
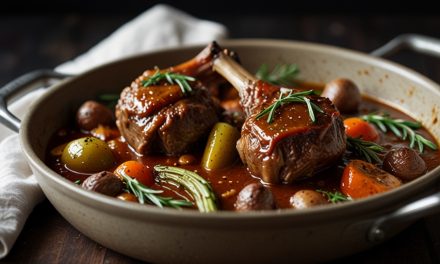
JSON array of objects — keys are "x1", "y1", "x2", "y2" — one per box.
[{"x1": 368, "y1": 227, "x2": 385, "y2": 243}]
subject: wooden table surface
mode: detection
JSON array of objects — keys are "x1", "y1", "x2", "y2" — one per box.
[{"x1": 1, "y1": 11, "x2": 440, "y2": 263}]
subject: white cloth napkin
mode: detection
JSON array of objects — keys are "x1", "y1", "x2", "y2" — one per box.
[{"x1": 0, "y1": 4, "x2": 227, "y2": 258}]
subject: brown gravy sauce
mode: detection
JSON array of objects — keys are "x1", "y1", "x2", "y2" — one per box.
[{"x1": 46, "y1": 96, "x2": 440, "y2": 211}]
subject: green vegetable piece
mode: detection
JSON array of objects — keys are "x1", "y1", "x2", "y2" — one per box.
[
  {"x1": 119, "y1": 170, "x2": 193, "y2": 209},
  {"x1": 61, "y1": 137, "x2": 115, "y2": 173},
  {"x1": 154, "y1": 165, "x2": 217, "y2": 212},
  {"x1": 201, "y1": 122, "x2": 240, "y2": 171}
]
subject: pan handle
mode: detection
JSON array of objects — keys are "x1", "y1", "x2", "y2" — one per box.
[
  {"x1": 367, "y1": 191, "x2": 440, "y2": 242},
  {"x1": 0, "y1": 70, "x2": 70, "y2": 132},
  {"x1": 366, "y1": 34, "x2": 440, "y2": 242},
  {"x1": 371, "y1": 34, "x2": 440, "y2": 58}
]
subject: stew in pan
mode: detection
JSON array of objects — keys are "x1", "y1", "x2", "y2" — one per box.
[{"x1": 45, "y1": 42, "x2": 440, "y2": 212}]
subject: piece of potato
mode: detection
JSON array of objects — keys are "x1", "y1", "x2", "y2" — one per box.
[
  {"x1": 61, "y1": 137, "x2": 115, "y2": 173},
  {"x1": 290, "y1": 190, "x2": 328, "y2": 209}
]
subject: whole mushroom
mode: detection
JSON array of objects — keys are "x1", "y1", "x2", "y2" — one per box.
[
  {"x1": 77, "y1": 100, "x2": 114, "y2": 131},
  {"x1": 234, "y1": 183, "x2": 275, "y2": 211},
  {"x1": 81, "y1": 171, "x2": 124, "y2": 197},
  {"x1": 321, "y1": 78, "x2": 361, "y2": 113},
  {"x1": 383, "y1": 147, "x2": 427, "y2": 181}
]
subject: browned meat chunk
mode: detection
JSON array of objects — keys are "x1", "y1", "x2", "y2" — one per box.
[
  {"x1": 116, "y1": 45, "x2": 220, "y2": 155},
  {"x1": 212, "y1": 45, "x2": 346, "y2": 184}
]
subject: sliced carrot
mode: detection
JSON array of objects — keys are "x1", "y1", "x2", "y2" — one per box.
[
  {"x1": 114, "y1": 160, "x2": 154, "y2": 187},
  {"x1": 116, "y1": 192, "x2": 138, "y2": 202},
  {"x1": 344, "y1": 117, "x2": 379, "y2": 142},
  {"x1": 91, "y1": 125, "x2": 120, "y2": 141},
  {"x1": 341, "y1": 160, "x2": 402, "y2": 199}
]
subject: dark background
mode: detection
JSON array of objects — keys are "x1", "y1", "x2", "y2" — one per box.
[
  {"x1": 1, "y1": 1, "x2": 440, "y2": 263},
  {"x1": 2, "y1": 0, "x2": 440, "y2": 14},
  {"x1": 2, "y1": 1, "x2": 440, "y2": 87}
]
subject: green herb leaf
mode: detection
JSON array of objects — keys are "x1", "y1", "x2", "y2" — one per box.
[
  {"x1": 361, "y1": 113, "x2": 438, "y2": 153},
  {"x1": 74, "y1": 179, "x2": 81, "y2": 185},
  {"x1": 119, "y1": 171, "x2": 193, "y2": 209},
  {"x1": 255, "y1": 89, "x2": 323, "y2": 124},
  {"x1": 141, "y1": 71, "x2": 196, "y2": 95},
  {"x1": 154, "y1": 165, "x2": 217, "y2": 212},
  {"x1": 316, "y1": 190, "x2": 350, "y2": 203},
  {"x1": 346, "y1": 136, "x2": 384, "y2": 163},
  {"x1": 256, "y1": 64, "x2": 299, "y2": 86}
]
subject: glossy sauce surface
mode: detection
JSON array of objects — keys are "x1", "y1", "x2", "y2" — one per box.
[
  {"x1": 46, "y1": 94, "x2": 440, "y2": 211},
  {"x1": 245, "y1": 94, "x2": 339, "y2": 154}
]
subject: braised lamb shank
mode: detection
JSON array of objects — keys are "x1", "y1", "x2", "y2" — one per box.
[
  {"x1": 116, "y1": 45, "x2": 220, "y2": 156},
  {"x1": 212, "y1": 46, "x2": 346, "y2": 184}
]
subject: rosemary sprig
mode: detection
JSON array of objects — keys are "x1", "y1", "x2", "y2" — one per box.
[
  {"x1": 316, "y1": 190, "x2": 350, "y2": 203},
  {"x1": 256, "y1": 63, "x2": 299, "y2": 86},
  {"x1": 141, "y1": 71, "x2": 196, "y2": 95},
  {"x1": 119, "y1": 171, "x2": 193, "y2": 209},
  {"x1": 154, "y1": 165, "x2": 217, "y2": 213},
  {"x1": 255, "y1": 89, "x2": 323, "y2": 123},
  {"x1": 361, "y1": 113, "x2": 438, "y2": 153},
  {"x1": 346, "y1": 136, "x2": 384, "y2": 163}
]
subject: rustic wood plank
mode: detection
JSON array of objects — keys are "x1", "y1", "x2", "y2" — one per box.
[
  {"x1": 4, "y1": 201, "x2": 70, "y2": 263},
  {"x1": 3, "y1": 201, "x2": 144, "y2": 264}
]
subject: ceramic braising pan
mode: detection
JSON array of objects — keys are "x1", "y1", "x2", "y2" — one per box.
[{"x1": 2, "y1": 35, "x2": 440, "y2": 263}]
